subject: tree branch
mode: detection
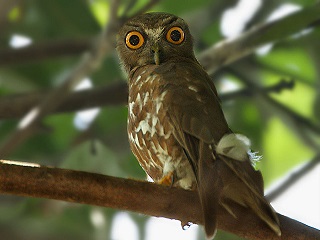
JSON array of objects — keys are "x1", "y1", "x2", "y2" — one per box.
[
  {"x1": 0, "y1": 160, "x2": 319, "y2": 240},
  {"x1": 266, "y1": 154, "x2": 320, "y2": 201},
  {"x1": 0, "y1": 1, "x2": 121, "y2": 157},
  {"x1": 228, "y1": 65, "x2": 320, "y2": 142},
  {"x1": 0, "y1": 1, "x2": 163, "y2": 67},
  {"x1": 198, "y1": 2, "x2": 320, "y2": 74},
  {"x1": 0, "y1": 2, "x2": 317, "y2": 123},
  {"x1": 220, "y1": 78, "x2": 295, "y2": 102},
  {"x1": 0, "y1": 82, "x2": 128, "y2": 119},
  {"x1": 0, "y1": 79, "x2": 294, "y2": 119},
  {"x1": 0, "y1": 38, "x2": 91, "y2": 66},
  {"x1": 1, "y1": 2, "x2": 318, "y2": 72}
]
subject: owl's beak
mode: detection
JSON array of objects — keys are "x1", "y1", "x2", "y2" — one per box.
[{"x1": 151, "y1": 44, "x2": 160, "y2": 65}]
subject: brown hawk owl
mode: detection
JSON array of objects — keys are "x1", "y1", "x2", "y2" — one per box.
[{"x1": 116, "y1": 12, "x2": 281, "y2": 239}]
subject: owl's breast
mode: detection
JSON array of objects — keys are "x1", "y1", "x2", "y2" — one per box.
[{"x1": 127, "y1": 65, "x2": 195, "y2": 189}]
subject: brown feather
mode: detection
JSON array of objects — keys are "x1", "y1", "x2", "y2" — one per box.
[{"x1": 218, "y1": 154, "x2": 281, "y2": 235}]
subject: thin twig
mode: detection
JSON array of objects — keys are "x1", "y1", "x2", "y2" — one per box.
[
  {"x1": 221, "y1": 79, "x2": 295, "y2": 102},
  {"x1": 228, "y1": 66, "x2": 320, "y2": 138},
  {"x1": 1, "y1": 160, "x2": 319, "y2": 240}
]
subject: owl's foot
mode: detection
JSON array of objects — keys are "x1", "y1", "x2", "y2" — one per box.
[{"x1": 158, "y1": 172, "x2": 174, "y2": 187}]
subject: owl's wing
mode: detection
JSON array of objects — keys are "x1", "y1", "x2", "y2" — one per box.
[
  {"x1": 159, "y1": 61, "x2": 280, "y2": 237},
  {"x1": 158, "y1": 60, "x2": 228, "y2": 170},
  {"x1": 158, "y1": 61, "x2": 229, "y2": 238}
]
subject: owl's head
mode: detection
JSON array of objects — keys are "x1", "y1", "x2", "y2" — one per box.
[{"x1": 116, "y1": 12, "x2": 196, "y2": 74}]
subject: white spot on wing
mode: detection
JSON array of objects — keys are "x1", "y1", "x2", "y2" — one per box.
[
  {"x1": 143, "y1": 92, "x2": 150, "y2": 105},
  {"x1": 129, "y1": 132, "x2": 135, "y2": 143},
  {"x1": 136, "y1": 118, "x2": 151, "y2": 135},
  {"x1": 196, "y1": 95, "x2": 203, "y2": 103},
  {"x1": 188, "y1": 85, "x2": 198, "y2": 92},
  {"x1": 152, "y1": 115, "x2": 158, "y2": 128},
  {"x1": 128, "y1": 101, "x2": 135, "y2": 118},
  {"x1": 147, "y1": 75, "x2": 157, "y2": 83},
  {"x1": 157, "y1": 124, "x2": 171, "y2": 139},
  {"x1": 136, "y1": 93, "x2": 141, "y2": 103},
  {"x1": 156, "y1": 101, "x2": 162, "y2": 114},
  {"x1": 134, "y1": 133, "x2": 143, "y2": 149},
  {"x1": 155, "y1": 91, "x2": 167, "y2": 113}
]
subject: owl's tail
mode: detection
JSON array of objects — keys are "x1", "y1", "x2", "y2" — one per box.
[
  {"x1": 216, "y1": 133, "x2": 281, "y2": 237},
  {"x1": 197, "y1": 141, "x2": 222, "y2": 239},
  {"x1": 247, "y1": 191, "x2": 281, "y2": 236},
  {"x1": 219, "y1": 172, "x2": 281, "y2": 236},
  {"x1": 197, "y1": 134, "x2": 281, "y2": 239},
  {"x1": 219, "y1": 155, "x2": 281, "y2": 236}
]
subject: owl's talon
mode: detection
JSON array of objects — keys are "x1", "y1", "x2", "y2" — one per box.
[{"x1": 159, "y1": 171, "x2": 174, "y2": 187}]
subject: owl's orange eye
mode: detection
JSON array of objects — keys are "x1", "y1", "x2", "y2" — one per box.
[
  {"x1": 125, "y1": 31, "x2": 144, "y2": 49},
  {"x1": 166, "y1": 27, "x2": 185, "y2": 44}
]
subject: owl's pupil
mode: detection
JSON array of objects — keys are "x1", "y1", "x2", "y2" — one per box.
[
  {"x1": 129, "y1": 35, "x2": 140, "y2": 46},
  {"x1": 170, "y1": 30, "x2": 181, "y2": 42}
]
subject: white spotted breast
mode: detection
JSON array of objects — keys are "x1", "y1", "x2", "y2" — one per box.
[{"x1": 127, "y1": 65, "x2": 196, "y2": 189}]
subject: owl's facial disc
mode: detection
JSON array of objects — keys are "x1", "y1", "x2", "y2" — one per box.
[{"x1": 117, "y1": 13, "x2": 196, "y2": 73}]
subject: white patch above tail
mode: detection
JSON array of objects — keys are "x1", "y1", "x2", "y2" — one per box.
[{"x1": 216, "y1": 133, "x2": 251, "y2": 161}]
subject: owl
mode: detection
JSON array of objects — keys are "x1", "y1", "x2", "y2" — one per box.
[{"x1": 116, "y1": 12, "x2": 281, "y2": 239}]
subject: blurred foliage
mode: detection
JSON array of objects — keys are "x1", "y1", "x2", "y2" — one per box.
[{"x1": 0, "y1": 0, "x2": 319, "y2": 239}]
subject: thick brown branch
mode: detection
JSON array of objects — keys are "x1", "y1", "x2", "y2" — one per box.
[{"x1": 0, "y1": 160, "x2": 319, "y2": 240}]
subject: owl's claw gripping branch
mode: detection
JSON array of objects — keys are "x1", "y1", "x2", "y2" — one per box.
[{"x1": 158, "y1": 171, "x2": 174, "y2": 187}]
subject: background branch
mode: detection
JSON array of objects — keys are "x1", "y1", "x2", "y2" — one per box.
[
  {"x1": 228, "y1": 65, "x2": 320, "y2": 150},
  {"x1": 220, "y1": 78, "x2": 295, "y2": 102},
  {"x1": 198, "y1": 2, "x2": 320, "y2": 74},
  {"x1": 0, "y1": 38, "x2": 91, "y2": 66},
  {"x1": 0, "y1": 79, "x2": 294, "y2": 119},
  {"x1": 0, "y1": 82, "x2": 128, "y2": 119},
  {"x1": 1, "y1": 3, "x2": 318, "y2": 73},
  {"x1": 266, "y1": 154, "x2": 320, "y2": 201},
  {"x1": 1, "y1": 160, "x2": 319, "y2": 240},
  {"x1": 0, "y1": 0, "x2": 121, "y2": 157}
]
